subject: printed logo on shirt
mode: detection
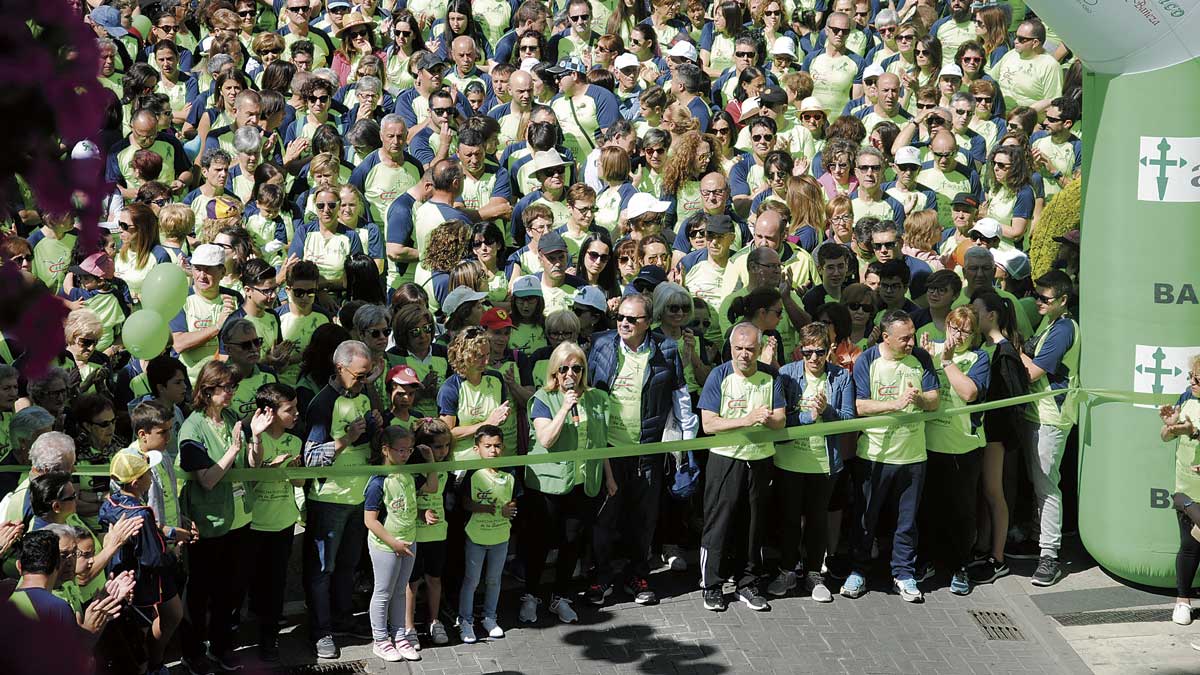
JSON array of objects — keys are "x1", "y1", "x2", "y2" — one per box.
[
  {"x1": 726, "y1": 396, "x2": 749, "y2": 412},
  {"x1": 877, "y1": 383, "x2": 900, "y2": 398},
  {"x1": 388, "y1": 495, "x2": 408, "y2": 511},
  {"x1": 49, "y1": 259, "x2": 68, "y2": 273},
  {"x1": 474, "y1": 487, "x2": 496, "y2": 506},
  {"x1": 614, "y1": 373, "x2": 637, "y2": 391},
  {"x1": 193, "y1": 318, "x2": 214, "y2": 329}
]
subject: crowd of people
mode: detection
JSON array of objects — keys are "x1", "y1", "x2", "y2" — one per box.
[{"x1": 7, "y1": 0, "x2": 1163, "y2": 673}]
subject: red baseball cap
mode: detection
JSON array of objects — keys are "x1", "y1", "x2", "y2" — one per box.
[
  {"x1": 480, "y1": 307, "x2": 514, "y2": 330},
  {"x1": 386, "y1": 364, "x2": 421, "y2": 387}
]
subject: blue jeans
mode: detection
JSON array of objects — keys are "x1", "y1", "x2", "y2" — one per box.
[
  {"x1": 303, "y1": 500, "x2": 367, "y2": 639},
  {"x1": 458, "y1": 539, "x2": 508, "y2": 624},
  {"x1": 851, "y1": 459, "x2": 927, "y2": 581}
]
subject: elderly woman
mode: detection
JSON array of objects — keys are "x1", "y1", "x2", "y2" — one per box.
[
  {"x1": 60, "y1": 309, "x2": 111, "y2": 397},
  {"x1": 387, "y1": 303, "x2": 448, "y2": 419},
  {"x1": 528, "y1": 311, "x2": 581, "y2": 388},
  {"x1": 652, "y1": 283, "x2": 712, "y2": 396},
  {"x1": 178, "y1": 361, "x2": 248, "y2": 671},
  {"x1": 351, "y1": 304, "x2": 392, "y2": 406},
  {"x1": 519, "y1": 341, "x2": 616, "y2": 625},
  {"x1": 1, "y1": 430, "x2": 74, "y2": 524},
  {"x1": 438, "y1": 327, "x2": 519, "y2": 461},
  {"x1": 0, "y1": 404, "x2": 54, "y2": 504}
]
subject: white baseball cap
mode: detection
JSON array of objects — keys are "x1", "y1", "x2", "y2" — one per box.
[
  {"x1": 614, "y1": 52, "x2": 639, "y2": 71},
  {"x1": 894, "y1": 145, "x2": 922, "y2": 166},
  {"x1": 191, "y1": 243, "x2": 226, "y2": 268},
  {"x1": 71, "y1": 140, "x2": 101, "y2": 160},
  {"x1": 666, "y1": 41, "x2": 698, "y2": 62},
  {"x1": 940, "y1": 64, "x2": 964, "y2": 78},
  {"x1": 968, "y1": 217, "x2": 1003, "y2": 240},
  {"x1": 441, "y1": 287, "x2": 487, "y2": 317},
  {"x1": 625, "y1": 193, "x2": 671, "y2": 219},
  {"x1": 770, "y1": 36, "x2": 797, "y2": 58},
  {"x1": 993, "y1": 248, "x2": 1031, "y2": 280},
  {"x1": 519, "y1": 57, "x2": 541, "y2": 73},
  {"x1": 863, "y1": 63, "x2": 885, "y2": 80},
  {"x1": 739, "y1": 96, "x2": 761, "y2": 119}
]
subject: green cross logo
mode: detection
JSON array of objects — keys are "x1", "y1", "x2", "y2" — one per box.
[
  {"x1": 1140, "y1": 137, "x2": 1187, "y2": 201},
  {"x1": 1136, "y1": 347, "x2": 1182, "y2": 394}
]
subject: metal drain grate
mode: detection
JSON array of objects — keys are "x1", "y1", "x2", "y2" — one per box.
[
  {"x1": 970, "y1": 610, "x2": 1027, "y2": 641},
  {"x1": 274, "y1": 660, "x2": 371, "y2": 674},
  {"x1": 1053, "y1": 608, "x2": 1174, "y2": 626}
]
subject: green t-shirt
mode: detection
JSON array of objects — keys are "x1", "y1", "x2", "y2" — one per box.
[
  {"x1": 700, "y1": 366, "x2": 779, "y2": 461},
  {"x1": 774, "y1": 371, "x2": 831, "y2": 474},
  {"x1": 856, "y1": 352, "x2": 934, "y2": 465},
  {"x1": 385, "y1": 350, "x2": 449, "y2": 420},
  {"x1": 231, "y1": 367, "x2": 277, "y2": 419},
  {"x1": 808, "y1": 52, "x2": 860, "y2": 117},
  {"x1": 251, "y1": 431, "x2": 301, "y2": 532},
  {"x1": 1174, "y1": 396, "x2": 1200, "y2": 497},
  {"x1": 367, "y1": 473, "x2": 418, "y2": 551},
  {"x1": 464, "y1": 468, "x2": 514, "y2": 546},
  {"x1": 446, "y1": 374, "x2": 518, "y2": 462},
  {"x1": 608, "y1": 347, "x2": 649, "y2": 447},
  {"x1": 309, "y1": 394, "x2": 372, "y2": 505},
  {"x1": 279, "y1": 310, "x2": 329, "y2": 386},
  {"x1": 179, "y1": 410, "x2": 239, "y2": 538},
  {"x1": 32, "y1": 230, "x2": 77, "y2": 293},
  {"x1": 176, "y1": 292, "x2": 228, "y2": 381},
  {"x1": 924, "y1": 344, "x2": 989, "y2": 454},
  {"x1": 415, "y1": 470, "x2": 448, "y2": 543}
]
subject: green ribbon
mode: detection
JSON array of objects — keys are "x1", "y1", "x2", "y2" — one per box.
[{"x1": 26, "y1": 386, "x2": 1176, "y2": 479}]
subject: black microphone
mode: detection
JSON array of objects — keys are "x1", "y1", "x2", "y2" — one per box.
[{"x1": 564, "y1": 376, "x2": 580, "y2": 424}]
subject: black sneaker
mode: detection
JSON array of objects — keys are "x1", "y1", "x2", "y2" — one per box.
[
  {"x1": 182, "y1": 653, "x2": 216, "y2": 675},
  {"x1": 914, "y1": 564, "x2": 936, "y2": 583},
  {"x1": 624, "y1": 577, "x2": 658, "y2": 605},
  {"x1": 584, "y1": 583, "x2": 613, "y2": 606},
  {"x1": 736, "y1": 587, "x2": 770, "y2": 611},
  {"x1": 823, "y1": 554, "x2": 850, "y2": 580},
  {"x1": 968, "y1": 557, "x2": 1011, "y2": 585},
  {"x1": 702, "y1": 588, "x2": 727, "y2": 611},
  {"x1": 1004, "y1": 540, "x2": 1041, "y2": 560},
  {"x1": 1031, "y1": 556, "x2": 1062, "y2": 587}
]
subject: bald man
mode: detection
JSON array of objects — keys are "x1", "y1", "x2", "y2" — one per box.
[
  {"x1": 493, "y1": 69, "x2": 534, "y2": 149},
  {"x1": 106, "y1": 108, "x2": 192, "y2": 198},
  {"x1": 915, "y1": 130, "x2": 982, "y2": 229},
  {"x1": 858, "y1": 73, "x2": 911, "y2": 134}
]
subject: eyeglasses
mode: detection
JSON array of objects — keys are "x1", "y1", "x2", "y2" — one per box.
[
  {"x1": 1034, "y1": 292, "x2": 1059, "y2": 304},
  {"x1": 570, "y1": 13, "x2": 591, "y2": 21},
  {"x1": 57, "y1": 490, "x2": 78, "y2": 503},
  {"x1": 557, "y1": 364, "x2": 584, "y2": 375},
  {"x1": 856, "y1": 163, "x2": 882, "y2": 172},
  {"x1": 879, "y1": 281, "x2": 904, "y2": 292},
  {"x1": 87, "y1": 418, "x2": 117, "y2": 428},
  {"x1": 586, "y1": 250, "x2": 610, "y2": 262},
  {"x1": 1014, "y1": 34, "x2": 1038, "y2": 43},
  {"x1": 615, "y1": 313, "x2": 646, "y2": 324},
  {"x1": 700, "y1": 188, "x2": 727, "y2": 197},
  {"x1": 249, "y1": 285, "x2": 277, "y2": 296},
  {"x1": 315, "y1": 201, "x2": 338, "y2": 210},
  {"x1": 896, "y1": 33, "x2": 915, "y2": 42},
  {"x1": 751, "y1": 134, "x2": 774, "y2": 142},
  {"x1": 846, "y1": 302, "x2": 873, "y2": 312},
  {"x1": 829, "y1": 213, "x2": 851, "y2": 223},
  {"x1": 365, "y1": 328, "x2": 388, "y2": 339},
  {"x1": 307, "y1": 94, "x2": 330, "y2": 103},
  {"x1": 405, "y1": 324, "x2": 434, "y2": 338},
  {"x1": 617, "y1": 255, "x2": 635, "y2": 265},
  {"x1": 571, "y1": 204, "x2": 598, "y2": 213},
  {"x1": 229, "y1": 337, "x2": 264, "y2": 349},
  {"x1": 666, "y1": 304, "x2": 688, "y2": 313},
  {"x1": 961, "y1": 56, "x2": 983, "y2": 63},
  {"x1": 644, "y1": 147, "x2": 665, "y2": 155},
  {"x1": 828, "y1": 161, "x2": 850, "y2": 170},
  {"x1": 289, "y1": 287, "x2": 317, "y2": 297},
  {"x1": 931, "y1": 150, "x2": 955, "y2": 159},
  {"x1": 878, "y1": 26, "x2": 896, "y2": 35},
  {"x1": 801, "y1": 348, "x2": 826, "y2": 359},
  {"x1": 871, "y1": 240, "x2": 898, "y2": 250}
]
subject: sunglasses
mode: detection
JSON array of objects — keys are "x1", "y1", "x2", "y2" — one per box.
[
  {"x1": 801, "y1": 348, "x2": 826, "y2": 359},
  {"x1": 571, "y1": 13, "x2": 591, "y2": 21},
  {"x1": 347, "y1": 29, "x2": 369, "y2": 39},
  {"x1": 871, "y1": 240, "x2": 898, "y2": 250},
  {"x1": 615, "y1": 313, "x2": 646, "y2": 324},
  {"x1": 520, "y1": 44, "x2": 539, "y2": 52},
  {"x1": 752, "y1": 134, "x2": 774, "y2": 142},
  {"x1": 289, "y1": 287, "x2": 317, "y2": 297},
  {"x1": 827, "y1": 26, "x2": 849, "y2": 35},
  {"x1": 897, "y1": 33, "x2": 915, "y2": 42},
  {"x1": 992, "y1": 160, "x2": 1011, "y2": 169},
  {"x1": 87, "y1": 418, "x2": 117, "y2": 428},
  {"x1": 764, "y1": 9, "x2": 781, "y2": 16},
  {"x1": 970, "y1": 234, "x2": 999, "y2": 244},
  {"x1": 156, "y1": 23, "x2": 179, "y2": 32},
  {"x1": 408, "y1": 325, "x2": 435, "y2": 337},
  {"x1": 237, "y1": 8, "x2": 256, "y2": 17},
  {"x1": 1034, "y1": 293, "x2": 1059, "y2": 304},
  {"x1": 539, "y1": 167, "x2": 566, "y2": 177},
  {"x1": 961, "y1": 56, "x2": 983, "y2": 63},
  {"x1": 394, "y1": 28, "x2": 412, "y2": 37},
  {"x1": 557, "y1": 364, "x2": 584, "y2": 374},
  {"x1": 586, "y1": 250, "x2": 610, "y2": 262},
  {"x1": 976, "y1": 95, "x2": 993, "y2": 103},
  {"x1": 57, "y1": 491, "x2": 78, "y2": 503},
  {"x1": 431, "y1": 106, "x2": 454, "y2": 116},
  {"x1": 618, "y1": 255, "x2": 634, "y2": 265},
  {"x1": 954, "y1": 108, "x2": 973, "y2": 116},
  {"x1": 856, "y1": 163, "x2": 882, "y2": 172},
  {"x1": 916, "y1": 48, "x2": 931, "y2": 55},
  {"x1": 711, "y1": 126, "x2": 731, "y2": 135},
  {"x1": 259, "y1": 47, "x2": 283, "y2": 55},
  {"x1": 1044, "y1": 114, "x2": 1062, "y2": 123},
  {"x1": 689, "y1": 319, "x2": 711, "y2": 330},
  {"x1": 644, "y1": 146, "x2": 665, "y2": 155},
  {"x1": 916, "y1": 102, "x2": 935, "y2": 110},
  {"x1": 315, "y1": 201, "x2": 338, "y2": 210},
  {"x1": 365, "y1": 328, "x2": 389, "y2": 339},
  {"x1": 687, "y1": 228, "x2": 705, "y2": 238},
  {"x1": 118, "y1": 221, "x2": 135, "y2": 231},
  {"x1": 932, "y1": 150, "x2": 955, "y2": 159},
  {"x1": 1014, "y1": 35, "x2": 1037, "y2": 43},
  {"x1": 9, "y1": 254, "x2": 30, "y2": 265},
  {"x1": 735, "y1": 50, "x2": 756, "y2": 58},
  {"x1": 307, "y1": 94, "x2": 330, "y2": 103},
  {"x1": 473, "y1": 239, "x2": 500, "y2": 248},
  {"x1": 287, "y1": 5, "x2": 307, "y2": 13},
  {"x1": 767, "y1": 169, "x2": 788, "y2": 179},
  {"x1": 78, "y1": 338, "x2": 98, "y2": 348},
  {"x1": 846, "y1": 302, "x2": 873, "y2": 312},
  {"x1": 663, "y1": 304, "x2": 690, "y2": 314},
  {"x1": 229, "y1": 337, "x2": 264, "y2": 349}
]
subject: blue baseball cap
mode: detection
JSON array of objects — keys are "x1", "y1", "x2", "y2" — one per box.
[{"x1": 91, "y1": 5, "x2": 128, "y2": 38}]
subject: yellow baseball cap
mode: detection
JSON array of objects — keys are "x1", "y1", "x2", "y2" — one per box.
[{"x1": 110, "y1": 451, "x2": 163, "y2": 484}]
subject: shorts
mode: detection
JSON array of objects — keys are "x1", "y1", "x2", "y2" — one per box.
[{"x1": 411, "y1": 538, "x2": 447, "y2": 579}]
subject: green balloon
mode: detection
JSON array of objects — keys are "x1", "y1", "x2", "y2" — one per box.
[
  {"x1": 123, "y1": 310, "x2": 171, "y2": 360},
  {"x1": 140, "y1": 263, "x2": 190, "y2": 317}
]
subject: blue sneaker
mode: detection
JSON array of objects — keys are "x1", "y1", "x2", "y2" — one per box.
[
  {"x1": 950, "y1": 567, "x2": 971, "y2": 596},
  {"x1": 840, "y1": 571, "x2": 866, "y2": 598},
  {"x1": 894, "y1": 577, "x2": 923, "y2": 602}
]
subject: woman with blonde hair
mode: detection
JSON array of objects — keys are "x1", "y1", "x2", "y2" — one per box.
[
  {"x1": 918, "y1": 305, "x2": 991, "y2": 596},
  {"x1": 824, "y1": 194, "x2": 854, "y2": 246},
  {"x1": 420, "y1": 219, "x2": 472, "y2": 312},
  {"x1": 63, "y1": 309, "x2": 109, "y2": 395},
  {"x1": 517, "y1": 341, "x2": 614, "y2": 624},
  {"x1": 901, "y1": 209, "x2": 944, "y2": 271},
  {"x1": 784, "y1": 175, "x2": 826, "y2": 253},
  {"x1": 438, "y1": 327, "x2": 518, "y2": 461},
  {"x1": 661, "y1": 102, "x2": 700, "y2": 146}
]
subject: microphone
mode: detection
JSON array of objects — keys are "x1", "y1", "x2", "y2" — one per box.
[{"x1": 564, "y1": 376, "x2": 580, "y2": 424}]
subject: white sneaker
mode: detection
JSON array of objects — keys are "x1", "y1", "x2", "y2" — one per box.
[
  {"x1": 393, "y1": 636, "x2": 421, "y2": 661},
  {"x1": 767, "y1": 570, "x2": 797, "y2": 597},
  {"x1": 481, "y1": 617, "x2": 505, "y2": 639},
  {"x1": 429, "y1": 620, "x2": 449, "y2": 645},
  {"x1": 550, "y1": 595, "x2": 579, "y2": 623},
  {"x1": 519, "y1": 593, "x2": 540, "y2": 623},
  {"x1": 1174, "y1": 603, "x2": 1193, "y2": 626},
  {"x1": 458, "y1": 619, "x2": 477, "y2": 644},
  {"x1": 394, "y1": 628, "x2": 420, "y2": 651},
  {"x1": 372, "y1": 640, "x2": 402, "y2": 662}
]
